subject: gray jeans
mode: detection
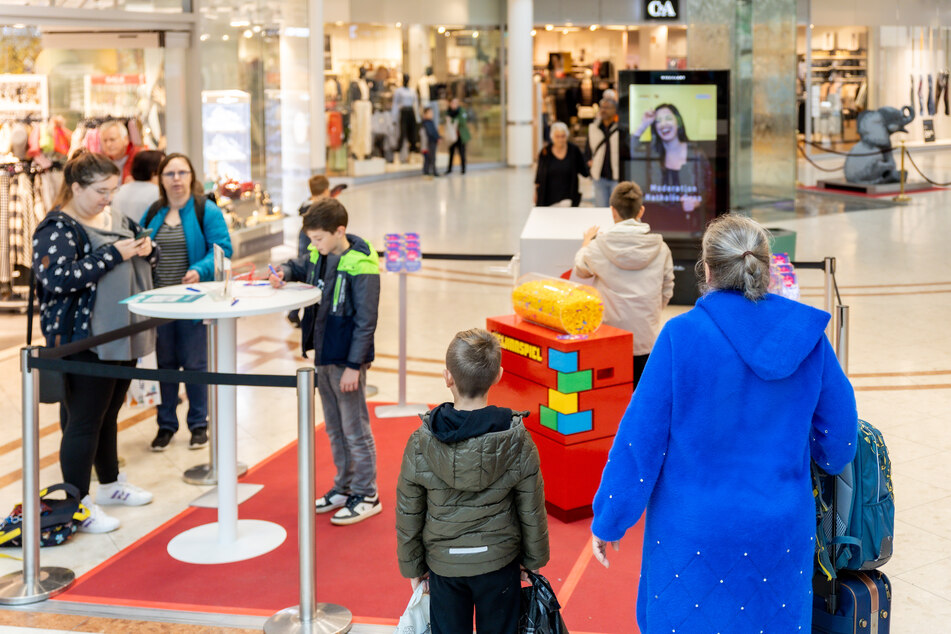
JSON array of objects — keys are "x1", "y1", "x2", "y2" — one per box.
[{"x1": 316, "y1": 364, "x2": 377, "y2": 497}]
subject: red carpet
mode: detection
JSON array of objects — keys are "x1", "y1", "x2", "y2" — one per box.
[{"x1": 55, "y1": 406, "x2": 643, "y2": 632}]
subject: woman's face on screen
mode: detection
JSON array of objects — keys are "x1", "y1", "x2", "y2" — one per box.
[{"x1": 654, "y1": 107, "x2": 680, "y2": 143}]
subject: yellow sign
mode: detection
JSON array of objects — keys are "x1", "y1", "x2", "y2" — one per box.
[{"x1": 493, "y1": 332, "x2": 543, "y2": 363}]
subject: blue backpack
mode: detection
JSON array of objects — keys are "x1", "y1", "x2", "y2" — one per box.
[{"x1": 814, "y1": 419, "x2": 894, "y2": 578}]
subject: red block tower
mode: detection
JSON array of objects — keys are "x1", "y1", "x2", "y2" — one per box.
[{"x1": 486, "y1": 315, "x2": 633, "y2": 521}]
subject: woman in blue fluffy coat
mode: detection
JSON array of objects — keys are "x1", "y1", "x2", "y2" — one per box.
[{"x1": 591, "y1": 214, "x2": 857, "y2": 633}]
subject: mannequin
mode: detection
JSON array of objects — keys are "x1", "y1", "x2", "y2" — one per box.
[
  {"x1": 349, "y1": 67, "x2": 372, "y2": 160},
  {"x1": 418, "y1": 67, "x2": 438, "y2": 124}
]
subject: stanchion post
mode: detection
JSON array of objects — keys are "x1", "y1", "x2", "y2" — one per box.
[
  {"x1": 836, "y1": 305, "x2": 850, "y2": 375},
  {"x1": 823, "y1": 257, "x2": 835, "y2": 344},
  {"x1": 0, "y1": 348, "x2": 74, "y2": 604},
  {"x1": 893, "y1": 141, "x2": 911, "y2": 203},
  {"x1": 264, "y1": 368, "x2": 352, "y2": 634},
  {"x1": 375, "y1": 271, "x2": 428, "y2": 419}
]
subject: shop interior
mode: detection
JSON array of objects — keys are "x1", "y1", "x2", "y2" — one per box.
[
  {"x1": 323, "y1": 22, "x2": 502, "y2": 178},
  {"x1": 532, "y1": 24, "x2": 687, "y2": 148},
  {"x1": 798, "y1": 25, "x2": 951, "y2": 149}
]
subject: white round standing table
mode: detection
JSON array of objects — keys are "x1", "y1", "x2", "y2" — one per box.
[{"x1": 127, "y1": 281, "x2": 320, "y2": 564}]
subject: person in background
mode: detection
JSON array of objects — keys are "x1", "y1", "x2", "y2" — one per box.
[
  {"x1": 590, "y1": 214, "x2": 858, "y2": 633},
  {"x1": 585, "y1": 98, "x2": 630, "y2": 208},
  {"x1": 572, "y1": 181, "x2": 674, "y2": 388},
  {"x1": 534, "y1": 122, "x2": 589, "y2": 207},
  {"x1": 32, "y1": 151, "x2": 156, "y2": 534},
  {"x1": 269, "y1": 198, "x2": 381, "y2": 525},
  {"x1": 141, "y1": 153, "x2": 233, "y2": 452},
  {"x1": 111, "y1": 150, "x2": 164, "y2": 222},
  {"x1": 444, "y1": 98, "x2": 471, "y2": 175},
  {"x1": 288, "y1": 174, "x2": 331, "y2": 328},
  {"x1": 420, "y1": 106, "x2": 440, "y2": 178},
  {"x1": 392, "y1": 75, "x2": 420, "y2": 157},
  {"x1": 396, "y1": 329, "x2": 550, "y2": 634},
  {"x1": 99, "y1": 119, "x2": 141, "y2": 184}
]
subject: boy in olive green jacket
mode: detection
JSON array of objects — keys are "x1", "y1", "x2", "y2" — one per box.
[{"x1": 395, "y1": 328, "x2": 549, "y2": 634}]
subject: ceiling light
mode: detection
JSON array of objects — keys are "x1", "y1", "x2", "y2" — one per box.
[
  {"x1": 222, "y1": 34, "x2": 230, "y2": 41},
  {"x1": 230, "y1": 19, "x2": 249, "y2": 27},
  {"x1": 437, "y1": 26, "x2": 445, "y2": 34},
  {"x1": 252, "y1": 25, "x2": 262, "y2": 33},
  {"x1": 396, "y1": 22, "x2": 402, "y2": 27},
  {"x1": 444, "y1": 31, "x2": 450, "y2": 38},
  {"x1": 243, "y1": 29, "x2": 253, "y2": 38},
  {"x1": 545, "y1": 25, "x2": 553, "y2": 31},
  {"x1": 200, "y1": 33, "x2": 210, "y2": 41},
  {"x1": 590, "y1": 25, "x2": 599, "y2": 31},
  {"x1": 563, "y1": 28, "x2": 569, "y2": 35},
  {"x1": 531, "y1": 29, "x2": 537, "y2": 36},
  {"x1": 566, "y1": 22, "x2": 573, "y2": 27},
  {"x1": 473, "y1": 31, "x2": 479, "y2": 38}
]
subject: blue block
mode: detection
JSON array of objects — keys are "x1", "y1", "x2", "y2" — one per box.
[
  {"x1": 548, "y1": 349, "x2": 578, "y2": 374},
  {"x1": 557, "y1": 410, "x2": 593, "y2": 435}
]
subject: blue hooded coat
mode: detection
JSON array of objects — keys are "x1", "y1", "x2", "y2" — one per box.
[{"x1": 592, "y1": 290, "x2": 858, "y2": 633}]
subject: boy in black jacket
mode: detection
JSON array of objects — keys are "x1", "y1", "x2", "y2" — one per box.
[{"x1": 269, "y1": 198, "x2": 382, "y2": 525}]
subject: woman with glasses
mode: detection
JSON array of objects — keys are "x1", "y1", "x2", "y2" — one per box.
[
  {"x1": 32, "y1": 151, "x2": 157, "y2": 533},
  {"x1": 141, "y1": 153, "x2": 232, "y2": 452}
]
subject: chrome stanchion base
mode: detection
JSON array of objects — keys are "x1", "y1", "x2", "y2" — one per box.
[
  {"x1": 182, "y1": 461, "x2": 247, "y2": 485},
  {"x1": 264, "y1": 604, "x2": 352, "y2": 634},
  {"x1": 0, "y1": 567, "x2": 75, "y2": 605},
  {"x1": 375, "y1": 403, "x2": 429, "y2": 419},
  {"x1": 365, "y1": 384, "x2": 379, "y2": 398}
]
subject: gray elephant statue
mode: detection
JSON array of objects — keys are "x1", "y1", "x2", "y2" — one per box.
[{"x1": 843, "y1": 106, "x2": 914, "y2": 184}]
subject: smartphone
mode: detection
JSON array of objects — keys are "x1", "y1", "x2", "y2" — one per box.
[{"x1": 135, "y1": 230, "x2": 152, "y2": 240}]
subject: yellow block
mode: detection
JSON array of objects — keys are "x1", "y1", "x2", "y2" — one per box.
[{"x1": 548, "y1": 388, "x2": 579, "y2": 415}]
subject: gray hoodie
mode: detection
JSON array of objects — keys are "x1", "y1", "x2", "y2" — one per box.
[{"x1": 572, "y1": 218, "x2": 674, "y2": 355}]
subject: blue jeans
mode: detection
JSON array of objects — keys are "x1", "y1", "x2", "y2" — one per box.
[
  {"x1": 594, "y1": 178, "x2": 618, "y2": 208},
  {"x1": 156, "y1": 320, "x2": 208, "y2": 432},
  {"x1": 316, "y1": 364, "x2": 377, "y2": 497}
]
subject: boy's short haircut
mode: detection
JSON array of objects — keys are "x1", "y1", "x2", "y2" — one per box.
[
  {"x1": 130, "y1": 150, "x2": 165, "y2": 182},
  {"x1": 302, "y1": 198, "x2": 348, "y2": 233},
  {"x1": 422, "y1": 106, "x2": 433, "y2": 115},
  {"x1": 308, "y1": 174, "x2": 330, "y2": 197},
  {"x1": 610, "y1": 181, "x2": 644, "y2": 220},
  {"x1": 446, "y1": 329, "x2": 501, "y2": 399}
]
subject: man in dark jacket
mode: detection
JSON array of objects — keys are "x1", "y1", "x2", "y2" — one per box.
[
  {"x1": 396, "y1": 329, "x2": 550, "y2": 633},
  {"x1": 270, "y1": 198, "x2": 381, "y2": 525}
]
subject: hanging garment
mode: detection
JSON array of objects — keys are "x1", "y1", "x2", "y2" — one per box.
[
  {"x1": 0, "y1": 172, "x2": 10, "y2": 285},
  {"x1": 127, "y1": 118, "x2": 143, "y2": 147},
  {"x1": 350, "y1": 100, "x2": 373, "y2": 160},
  {"x1": 928, "y1": 74, "x2": 936, "y2": 116},
  {"x1": 918, "y1": 76, "x2": 924, "y2": 115},
  {"x1": 855, "y1": 81, "x2": 868, "y2": 111},
  {"x1": 84, "y1": 127, "x2": 100, "y2": 153},
  {"x1": 937, "y1": 72, "x2": 950, "y2": 116},
  {"x1": 52, "y1": 122, "x2": 72, "y2": 155},
  {"x1": 0, "y1": 124, "x2": 10, "y2": 155},
  {"x1": 27, "y1": 124, "x2": 41, "y2": 158},
  {"x1": 69, "y1": 123, "x2": 86, "y2": 157},
  {"x1": 39, "y1": 123, "x2": 54, "y2": 155},
  {"x1": 910, "y1": 75, "x2": 916, "y2": 115},
  {"x1": 9, "y1": 173, "x2": 26, "y2": 270},
  {"x1": 17, "y1": 172, "x2": 36, "y2": 267}
]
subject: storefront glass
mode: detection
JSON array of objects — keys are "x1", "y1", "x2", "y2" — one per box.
[
  {"x1": 0, "y1": 0, "x2": 185, "y2": 11},
  {"x1": 324, "y1": 23, "x2": 503, "y2": 177}
]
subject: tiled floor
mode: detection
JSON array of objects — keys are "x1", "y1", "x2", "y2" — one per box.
[{"x1": 0, "y1": 157, "x2": 948, "y2": 632}]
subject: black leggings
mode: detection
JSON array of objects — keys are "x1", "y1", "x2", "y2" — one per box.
[
  {"x1": 447, "y1": 141, "x2": 467, "y2": 172},
  {"x1": 60, "y1": 350, "x2": 135, "y2": 497}
]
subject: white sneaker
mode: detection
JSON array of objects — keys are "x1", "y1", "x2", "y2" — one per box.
[
  {"x1": 95, "y1": 473, "x2": 153, "y2": 506},
  {"x1": 78, "y1": 496, "x2": 120, "y2": 533},
  {"x1": 330, "y1": 494, "x2": 382, "y2": 525}
]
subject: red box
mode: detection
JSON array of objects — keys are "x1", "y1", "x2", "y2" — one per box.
[
  {"x1": 532, "y1": 432, "x2": 614, "y2": 521},
  {"x1": 486, "y1": 315, "x2": 633, "y2": 390},
  {"x1": 489, "y1": 371, "x2": 630, "y2": 445}
]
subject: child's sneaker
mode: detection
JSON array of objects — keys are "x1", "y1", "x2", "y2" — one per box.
[
  {"x1": 95, "y1": 473, "x2": 153, "y2": 506},
  {"x1": 315, "y1": 488, "x2": 349, "y2": 514},
  {"x1": 330, "y1": 494, "x2": 382, "y2": 525},
  {"x1": 78, "y1": 496, "x2": 120, "y2": 533}
]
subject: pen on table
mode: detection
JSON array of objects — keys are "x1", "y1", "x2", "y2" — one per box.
[
  {"x1": 186, "y1": 287, "x2": 202, "y2": 293},
  {"x1": 231, "y1": 298, "x2": 239, "y2": 307}
]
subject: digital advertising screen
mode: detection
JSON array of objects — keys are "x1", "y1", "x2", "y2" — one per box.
[{"x1": 618, "y1": 70, "x2": 730, "y2": 237}]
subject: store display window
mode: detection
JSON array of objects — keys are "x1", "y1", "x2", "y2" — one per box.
[{"x1": 323, "y1": 23, "x2": 502, "y2": 177}]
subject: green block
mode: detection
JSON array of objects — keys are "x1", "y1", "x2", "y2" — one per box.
[
  {"x1": 557, "y1": 370, "x2": 592, "y2": 394},
  {"x1": 766, "y1": 227, "x2": 797, "y2": 260},
  {"x1": 539, "y1": 406, "x2": 558, "y2": 430}
]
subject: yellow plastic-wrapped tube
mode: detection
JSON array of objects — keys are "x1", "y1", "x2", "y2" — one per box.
[{"x1": 512, "y1": 274, "x2": 604, "y2": 335}]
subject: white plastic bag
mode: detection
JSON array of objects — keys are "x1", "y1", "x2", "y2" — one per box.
[
  {"x1": 444, "y1": 119, "x2": 458, "y2": 145},
  {"x1": 394, "y1": 583, "x2": 430, "y2": 634},
  {"x1": 126, "y1": 351, "x2": 161, "y2": 408}
]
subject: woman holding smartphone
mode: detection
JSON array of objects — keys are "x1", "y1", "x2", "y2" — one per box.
[
  {"x1": 140, "y1": 153, "x2": 232, "y2": 452},
  {"x1": 32, "y1": 150, "x2": 158, "y2": 534}
]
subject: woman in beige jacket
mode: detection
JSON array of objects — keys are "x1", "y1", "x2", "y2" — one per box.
[{"x1": 572, "y1": 181, "x2": 674, "y2": 386}]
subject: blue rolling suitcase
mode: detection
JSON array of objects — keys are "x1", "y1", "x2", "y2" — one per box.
[{"x1": 813, "y1": 570, "x2": 891, "y2": 633}]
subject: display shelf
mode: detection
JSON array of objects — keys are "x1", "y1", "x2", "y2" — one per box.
[
  {"x1": 0, "y1": 74, "x2": 48, "y2": 119},
  {"x1": 83, "y1": 74, "x2": 144, "y2": 119}
]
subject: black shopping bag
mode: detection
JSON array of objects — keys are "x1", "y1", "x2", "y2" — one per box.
[{"x1": 519, "y1": 571, "x2": 569, "y2": 634}]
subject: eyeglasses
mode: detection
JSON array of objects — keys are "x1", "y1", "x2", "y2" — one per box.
[{"x1": 162, "y1": 170, "x2": 192, "y2": 180}]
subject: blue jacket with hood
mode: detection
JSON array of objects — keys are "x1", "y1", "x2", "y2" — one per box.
[
  {"x1": 140, "y1": 196, "x2": 232, "y2": 282},
  {"x1": 592, "y1": 290, "x2": 858, "y2": 633}
]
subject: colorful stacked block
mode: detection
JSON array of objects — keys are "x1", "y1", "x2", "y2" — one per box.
[{"x1": 486, "y1": 314, "x2": 634, "y2": 521}]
